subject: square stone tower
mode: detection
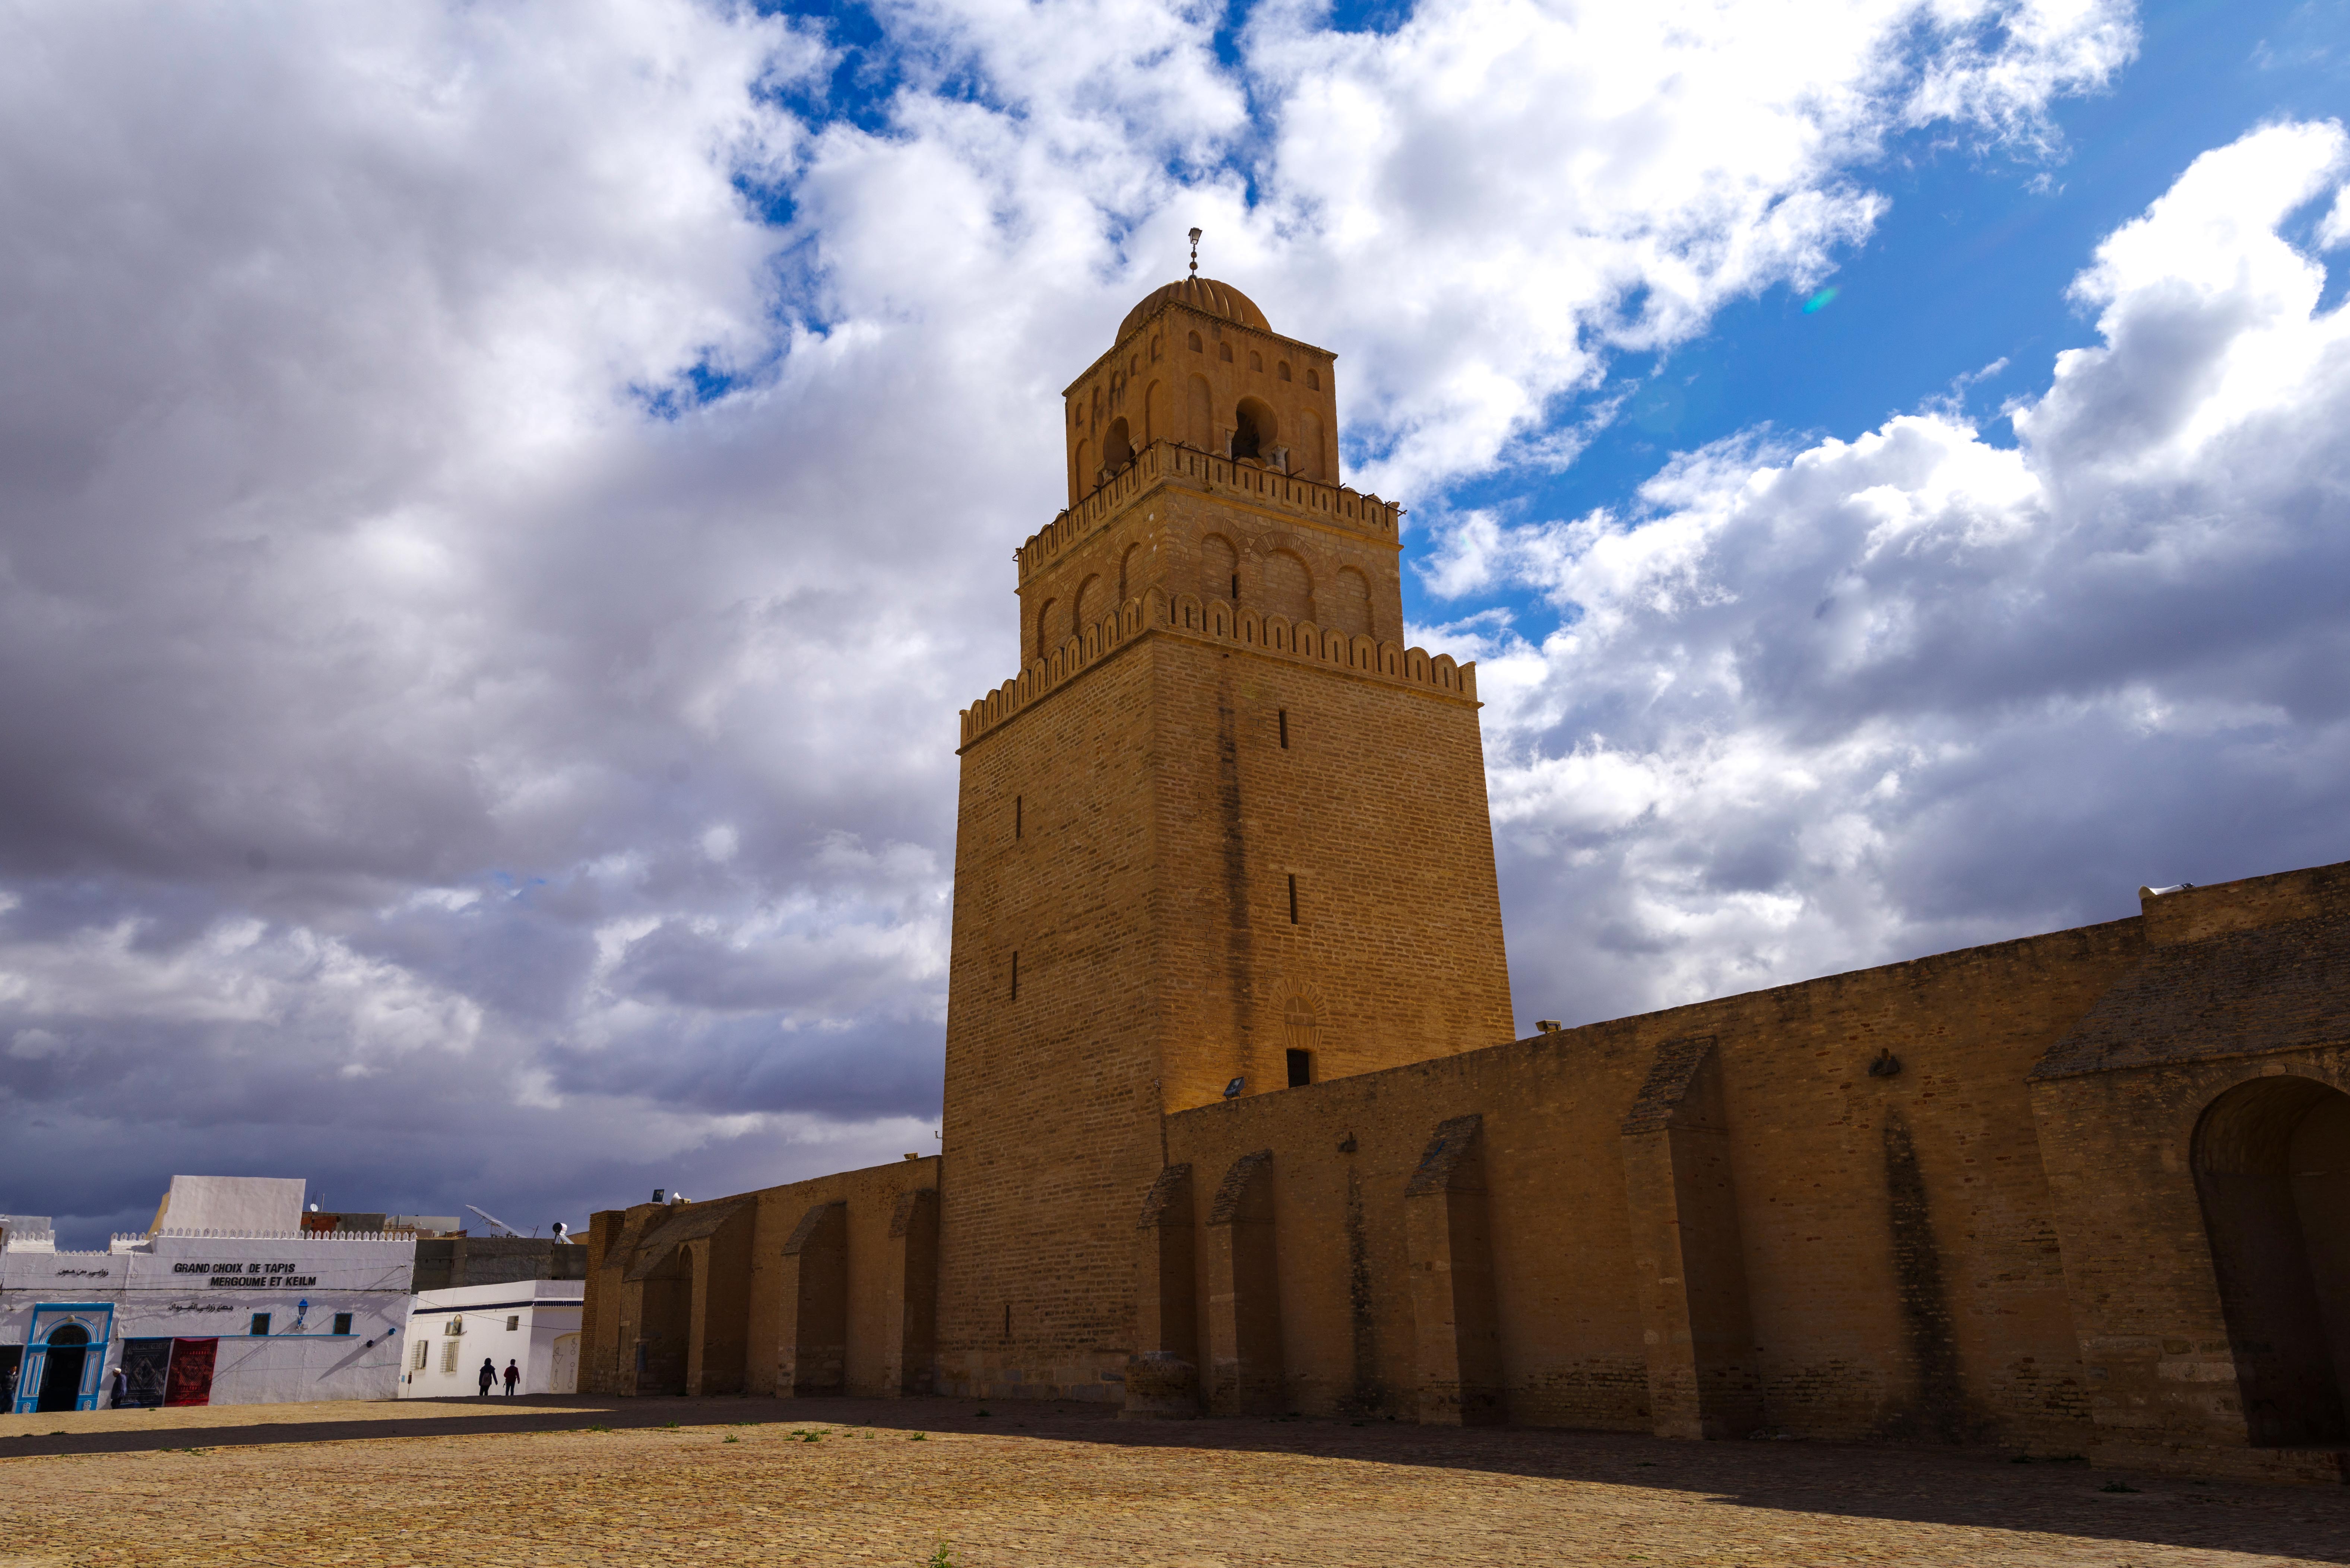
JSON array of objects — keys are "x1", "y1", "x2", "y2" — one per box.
[{"x1": 935, "y1": 274, "x2": 1515, "y2": 1401}]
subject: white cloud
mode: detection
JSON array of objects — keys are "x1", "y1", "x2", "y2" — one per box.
[
  {"x1": 1450, "y1": 121, "x2": 2350, "y2": 1021},
  {"x1": 2322, "y1": 185, "x2": 2350, "y2": 249},
  {"x1": 1239, "y1": 0, "x2": 2135, "y2": 495}
]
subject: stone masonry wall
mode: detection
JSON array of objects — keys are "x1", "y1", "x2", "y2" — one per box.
[
  {"x1": 1017, "y1": 448, "x2": 1405, "y2": 670},
  {"x1": 937, "y1": 643, "x2": 1164, "y2": 1403},
  {"x1": 1063, "y1": 298, "x2": 1342, "y2": 503},
  {"x1": 582, "y1": 1157, "x2": 936, "y2": 1400},
  {"x1": 2026, "y1": 862, "x2": 2350, "y2": 1483},
  {"x1": 938, "y1": 468, "x2": 1510, "y2": 1402},
  {"x1": 1153, "y1": 915, "x2": 2147, "y2": 1447},
  {"x1": 1144, "y1": 621, "x2": 1513, "y2": 1111}
]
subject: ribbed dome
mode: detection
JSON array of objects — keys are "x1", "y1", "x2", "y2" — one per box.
[{"x1": 1117, "y1": 276, "x2": 1269, "y2": 344}]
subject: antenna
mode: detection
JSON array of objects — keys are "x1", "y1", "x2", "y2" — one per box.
[
  {"x1": 1188, "y1": 228, "x2": 1201, "y2": 277},
  {"x1": 464, "y1": 1204, "x2": 524, "y2": 1238}
]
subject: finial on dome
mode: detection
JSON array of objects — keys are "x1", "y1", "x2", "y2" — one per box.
[{"x1": 1188, "y1": 227, "x2": 1201, "y2": 277}]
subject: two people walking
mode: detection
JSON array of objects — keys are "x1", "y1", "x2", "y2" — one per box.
[{"x1": 476, "y1": 1358, "x2": 522, "y2": 1397}]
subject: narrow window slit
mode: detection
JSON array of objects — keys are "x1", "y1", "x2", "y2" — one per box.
[
  {"x1": 1278, "y1": 710, "x2": 1289, "y2": 749},
  {"x1": 1288, "y1": 875, "x2": 1299, "y2": 924}
]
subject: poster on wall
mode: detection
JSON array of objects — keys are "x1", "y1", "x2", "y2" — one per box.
[
  {"x1": 121, "y1": 1337, "x2": 173, "y2": 1409},
  {"x1": 163, "y1": 1338, "x2": 216, "y2": 1407}
]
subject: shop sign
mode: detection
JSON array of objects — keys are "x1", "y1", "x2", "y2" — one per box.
[{"x1": 170, "y1": 1262, "x2": 321, "y2": 1289}]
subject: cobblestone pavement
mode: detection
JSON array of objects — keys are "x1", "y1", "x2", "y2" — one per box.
[{"x1": 1, "y1": 1396, "x2": 2347, "y2": 1567}]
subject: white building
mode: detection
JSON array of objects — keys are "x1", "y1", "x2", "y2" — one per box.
[
  {"x1": 399, "y1": 1279, "x2": 582, "y2": 1397},
  {"x1": 1, "y1": 1176, "x2": 414, "y2": 1413}
]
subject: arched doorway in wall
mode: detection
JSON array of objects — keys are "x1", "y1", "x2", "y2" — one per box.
[
  {"x1": 1103, "y1": 417, "x2": 1135, "y2": 472},
  {"x1": 36, "y1": 1324, "x2": 90, "y2": 1414},
  {"x1": 2194, "y1": 1074, "x2": 2350, "y2": 1445},
  {"x1": 633, "y1": 1245, "x2": 693, "y2": 1397}
]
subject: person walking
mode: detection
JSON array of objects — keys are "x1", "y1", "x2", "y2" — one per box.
[
  {"x1": 476, "y1": 1357, "x2": 496, "y2": 1398},
  {"x1": 502, "y1": 1359, "x2": 519, "y2": 1396},
  {"x1": 107, "y1": 1364, "x2": 127, "y2": 1408}
]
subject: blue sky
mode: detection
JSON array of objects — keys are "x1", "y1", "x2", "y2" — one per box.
[
  {"x1": 0, "y1": 0, "x2": 2347, "y2": 1240},
  {"x1": 1425, "y1": 0, "x2": 2350, "y2": 624}
]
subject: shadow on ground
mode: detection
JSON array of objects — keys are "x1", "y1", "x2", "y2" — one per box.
[{"x1": 8, "y1": 1394, "x2": 2348, "y2": 1561}]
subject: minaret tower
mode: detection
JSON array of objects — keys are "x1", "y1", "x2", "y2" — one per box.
[{"x1": 934, "y1": 264, "x2": 1514, "y2": 1401}]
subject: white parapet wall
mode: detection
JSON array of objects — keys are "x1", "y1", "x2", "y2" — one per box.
[
  {"x1": 3, "y1": 1226, "x2": 415, "y2": 1412},
  {"x1": 154, "y1": 1176, "x2": 307, "y2": 1235}
]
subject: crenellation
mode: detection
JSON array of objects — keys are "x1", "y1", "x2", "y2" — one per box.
[
  {"x1": 1022, "y1": 441, "x2": 1399, "y2": 584},
  {"x1": 961, "y1": 585, "x2": 1475, "y2": 750}
]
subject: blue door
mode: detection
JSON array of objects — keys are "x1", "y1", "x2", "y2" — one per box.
[{"x1": 16, "y1": 1305, "x2": 115, "y2": 1414}]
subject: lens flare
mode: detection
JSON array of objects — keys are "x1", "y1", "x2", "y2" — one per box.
[{"x1": 1803, "y1": 286, "x2": 1840, "y2": 313}]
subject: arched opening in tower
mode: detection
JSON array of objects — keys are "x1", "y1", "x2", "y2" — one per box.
[
  {"x1": 2194, "y1": 1073, "x2": 2350, "y2": 1445},
  {"x1": 1232, "y1": 398, "x2": 1276, "y2": 465},
  {"x1": 1103, "y1": 416, "x2": 1135, "y2": 473}
]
